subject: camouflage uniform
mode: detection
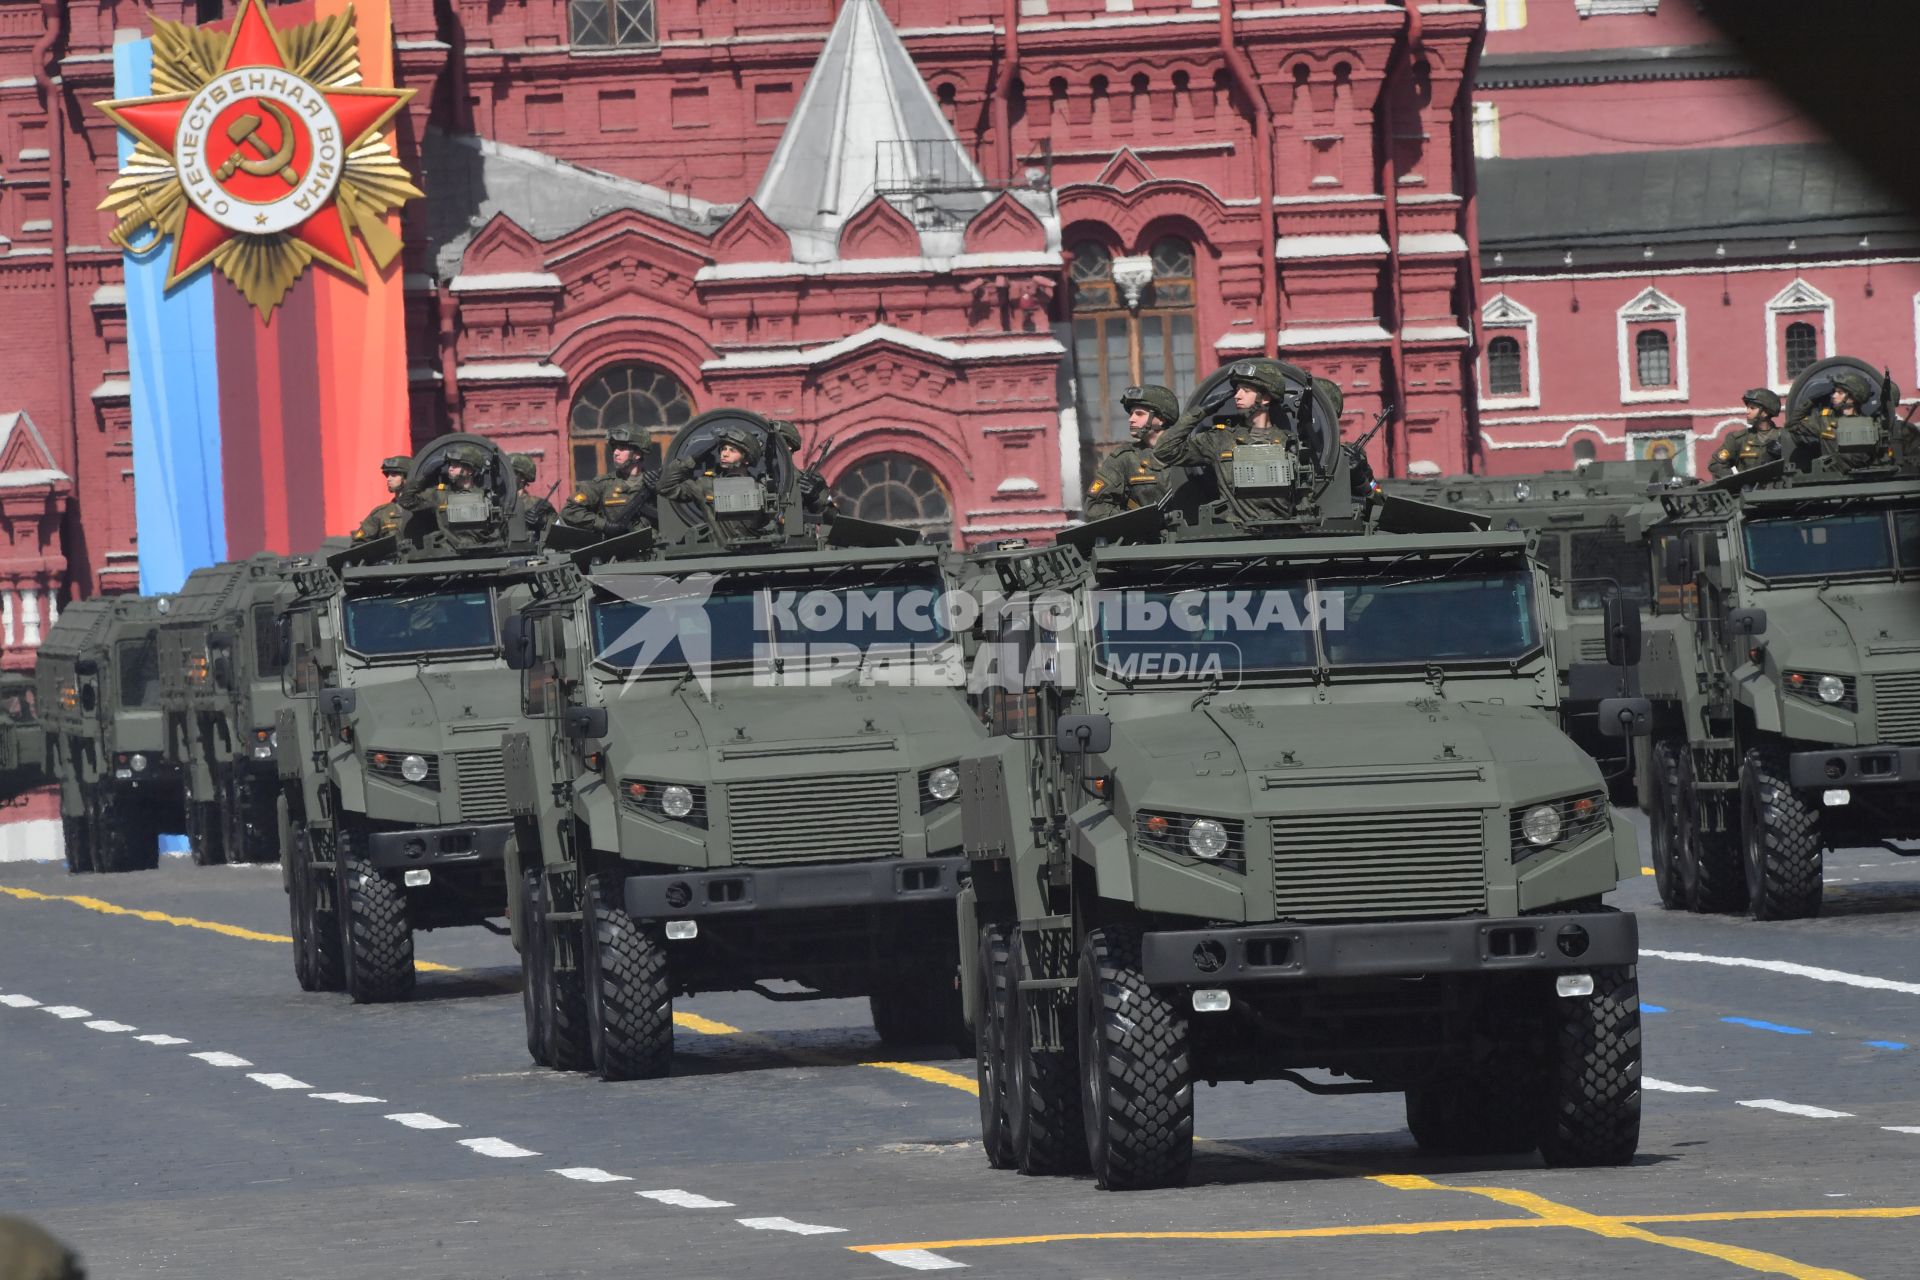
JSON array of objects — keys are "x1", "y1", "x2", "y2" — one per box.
[
  {"x1": 1085, "y1": 385, "x2": 1176, "y2": 520},
  {"x1": 1152, "y1": 361, "x2": 1304, "y2": 521},
  {"x1": 660, "y1": 425, "x2": 774, "y2": 544},
  {"x1": 352, "y1": 455, "x2": 413, "y2": 542},
  {"x1": 1709, "y1": 389, "x2": 1786, "y2": 480},
  {"x1": 508, "y1": 453, "x2": 556, "y2": 538},
  {"x1": 560, "y1": 426, "x2": 658, "y2": 534},
  {"x1": 396, "y1": 442, "x2": 500, "y2": 550},
  {"x1": 1788, "y1": 370, "x2": 1888, "y2": 474},
  {"x1": 767, "y1": 419, "x2": 835, "y2": 516}
]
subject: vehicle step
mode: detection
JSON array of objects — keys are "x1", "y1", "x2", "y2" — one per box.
[
  {"x1": 1016, "y1": 977, "x2": 1076, "y2": 992},
  {"x1": 1694, "y1": 780, "x2": 1740, "y2": 791}
]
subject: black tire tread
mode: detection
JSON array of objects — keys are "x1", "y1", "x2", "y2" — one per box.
[
  {"x1": 585, "y1": 874, "x2": 672, "y2": 1081},
  {"x1": 975, "y1": 923, "x2": 1016, "y2": 1170},
  {"x1": 1646, "y1": 741, "x2": 1687, "y2": 910},
  {"x1": 1743, "y1": 746, "x2": 1823, "y2": 920},
  {"x1": 1010, "y1": 935, "x2": 1087, "y2": 1177},
  {"x1": 1081, "y1": 924, "x2": 1193, "y2": 1190},
  {"x1": 340, "y1": 854, "x2": 415, "y2": 1003},
  {"x1": 1537, "y1": 965, "x2": 1642, "y2": 1167}
]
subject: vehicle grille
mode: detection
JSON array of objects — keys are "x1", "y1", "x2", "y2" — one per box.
[
  {"x1": 453, "y1": 748, "x2": 510, "y2": 822},
  {"x1": 725, "y1": 773, "x2": 903, "y2": 864},
  {"x1": 1269, "y1": 807, "x2": 1487, "y2": 921},
  {"x1": 1875, "y1": 673, "x2": 1920, "y2": 744},
  {"x1": 1577, "y1": 636, "x2": 1608, "y2": 663}
]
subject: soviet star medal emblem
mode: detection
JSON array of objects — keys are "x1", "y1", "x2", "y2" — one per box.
[{"x1": 95, "y1": 0, "x2": 422, "y2": 316}]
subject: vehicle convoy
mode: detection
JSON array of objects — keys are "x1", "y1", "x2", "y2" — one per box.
[
  {"x1": 276, "y1": 434, "x2": 551, "y2": 1001},
  {"x1": 1630, "y1": 355, "x2": 1920, "y2": 921},
  {"x1": 957, "y1": 359, "x2": 1648, "y2": 1189},
  {"x1": 0, "y1": 670, "x2": 49, "y2": 805},
  {"x1": 38, "y1": 595, "x2": 186, "y2": 873},
  {"x1": 504, "y1": 409, "x2": 986, "y2": 1080},
  {"x1": 1381, "y1": 462, "x2": 1676, "y2": 799},
  {"x1": 154, "y1": 554, "x2": 303, "y2": 865}
]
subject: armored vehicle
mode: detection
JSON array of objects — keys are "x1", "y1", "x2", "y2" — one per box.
[
  {"x1": 958, "y1": 361, "x2": 1646, "y2": 1189},
  {"x1": 1631, "y1": 356, "x2": 1920, "y2": 920},
  {"x1": 276, "y1": 434, "x2": 551, "y2": 1001},
  {"x1": 154, "y1": 554, "x2": 302, "y2": 864},
  {"x1": 0, "y1": 670, "x2": 49, "y2": 804},
  {"x1": 504, "y1": 409, "x2": 986, "y2": 1079},
  {"x1": 38, "y1": 595, "x2": 186, "y2": 873}
]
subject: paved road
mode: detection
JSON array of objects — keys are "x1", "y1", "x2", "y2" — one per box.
[{"x1": 4, "y1": 819, "x2": 1920, "y2": 1279}]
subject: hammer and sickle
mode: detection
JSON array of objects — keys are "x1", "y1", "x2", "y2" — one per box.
[{"x1": 214, "y1": 101, "x2": 299, "y2": 187}]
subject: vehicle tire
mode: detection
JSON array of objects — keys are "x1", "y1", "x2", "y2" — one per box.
[
  {"x1": 1645, "y1": 741, "x2": 1687, "y2": 910},
  {"x1": 520, "y1": 869, "x2": 553, "y2": 1064},
  {"x1": 1740, "y1": 746, "x2": 1823, "y2": 920},
  {"x1": 1077, "y1": 925, "x2": 1193, "y2": 1190},
  {"x1": 188, "y1": 798, "x2": 225, "y2": 867},
  {"x1": 288, "y1": 847, "x2": 344, "y2": 993},
  {"x1": 870, "y1": 968, "x2": 973, "y2": 1058},
  {"x1": 1535, "y1": 966, "x2": 1642, "y2": 1167},
  {"x1": 95, "y1": 792, "x2": 160, "y2": 874},
  {"x1": 582, "y1": 874, "x2": 672, "y2": 1081},
  {"x1": 338, "y1": 854, "x2": 415, "y2": 1003},
  {"x1": 521, "y1": 871, "x2": 590, "y2": 1072},
  {"x1": 975, "y1": 923, "x2": 1016, "y2": 1170},
  {"x1": 61, "y1": 813, "x2": 95, "y2": 875},
  {"x1": 1676, "y1": 751, "x2": 1742, "y2": 913},
  {"x1": 1406, "y1": 1080, "x2": 1537, "y2": 1156},
  {"x1": 1005, "y1": 930, "x2": 1088, "y2": 1176}
]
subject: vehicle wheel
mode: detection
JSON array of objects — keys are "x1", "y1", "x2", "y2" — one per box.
[
  {"x1": 974, "y1": 923, "x2": 1016, "y2": 1170},
  {"x1": 582, "y1": 874, "x2": 672, "y2": 1081},
  {"x1": 1676, "y1": 751, "x2": 1742, "y2": 913},
  {"x1": 1006, "y1": 930, "x2": 1088, "y2": 1176},
  {"x1": 288, "y1": 827, "x2": 344, "y2": 993},
  {"x1": 522, "y1": 871, "x2": 590, "y2": 1072},
  {"x1": 1406, "y1": 1079, "x2": 1537, "y2": 1156},
  {"x1": 338, "y1": 854, "x2": 415, "y2": 1003},
  {"x1": 870, "y1": 968, "x2": 973, "y2": 1058},
  {"x1": 1535, "y1": 966, "x2": 1642, "y2": 1167},
  {"x1": 1741, "y1": 747, "x2": 1823, "y2": 920},
  {"x1": 1645, "y1": 741, "x2": 1687, "y2": 910},
  {"x1": 95, "y1": 793, "x2": 160, "y2": 874},
  {"x1": 188, "y1": 798, "x2": 225, "y2": 867},
  {"x1": 61, "y1": 813, "x2": 95, "y2": 875},
  {"x1": 520, "y1": 870, "x2": 553, "y2": 1064},
  {"x1": 1078, "y1": 924, "x2": 1193, "y2": 1190}
]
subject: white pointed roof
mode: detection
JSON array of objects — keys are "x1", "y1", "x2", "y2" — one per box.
[{"x1": 752, "y1": 0, "x2": 989, "y2": 262}]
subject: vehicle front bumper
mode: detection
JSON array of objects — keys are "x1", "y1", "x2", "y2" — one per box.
[
  {"x1": 1140, "y1": 911, "x2": 1638, "y2": 987},
  {"x1": 363, "y1": 822, "x2": 512, "y2": 872},
  {"x1": 625, "y1": 856, "x2": 964, "y2": 919},
  {"x1": 1788, "y1": 745, "x2": 1920, "y2": 789}
]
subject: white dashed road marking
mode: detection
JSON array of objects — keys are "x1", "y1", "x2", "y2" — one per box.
[
  {"x1": 1738, "y1": 1099, "x2": 1854, "y2": 1119},
  {"x1": 42, "y1": 1005, "x2": 91, "y2": 1019},
  {"x1": 386, "y1": 1112, "x2": 460, "y2": 1130},
  {"x1": 737, "y1": 1218, "x2": 848, "y2": 1236},
  {"x1": 638, "y1": 1189, "x2": 735, "y2": 1209},
  {"x1": 135, "y1": 1034, "x2": 190, "y2": 1045},
  {"x1": 1883, "y1": 1126, "x2": 1920, "y2": 1135},
  {"x1": 1644, "y1": 1078, "x2": 1718, "y2": 1094},
  {"x1": 247, "y1": 1073, "x2": 313, "y2": 1091},
  {"x1": 0, "y1": 993, "x2": 40, "y2": 1008},
  {"x1": 190, "y1": 1051, "x2": 253, "y2": 1068},
  {"x1": 871, "y1": 1249, "x2": 969, "y2": 1271},
  {"x1": 1643, "y1": 949, "x2": 1920, "y2": 997},
  {"x1": 309, "y1": 1092, "x2": 384, "y2": 1104},
  {"x1": 84, "y1": 1020, "x2": 135, "y2": 1033},
  {"x1": 553, "y1": 1168, "x2": 632, "y2": 1183},
  {"x1": 459, "y1": 1138, "x2": 539, "y2": 1159}
]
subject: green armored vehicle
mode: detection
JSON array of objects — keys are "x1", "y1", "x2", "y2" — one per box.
[
  {"x1": 1631, "y1": 356, "x2": 1920, "y2": 920},
  {"x1": 154, "y1": 554, "x2": 303, "y2": 864},
  {"x1": 504, "y1": 410, "x2": 985, "y2": 1079},
  {"x1": 0, "y1": 671, "x2": 49, "y2": 805},
  {"x1": 38, "y1": 595, "x2": 186, "y2": 873},
  {"x1": 276, "y1": 434, "x2": 551, "y2": 1000},
  {"x1": 958, "y1": 361, "x2": 1647, "y2": 1189}
]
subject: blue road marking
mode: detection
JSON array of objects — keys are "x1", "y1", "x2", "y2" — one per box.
[
  {"x1": 1642, "y1": 1004, "x2": 1668, "y2": 1014},
  {"x1": 1865, "y1": 1040, "x2": 1909, "y2": 1051},
  {"x1": 1720, "y1": 1017, "x2": 1812, "y2": 1035}
]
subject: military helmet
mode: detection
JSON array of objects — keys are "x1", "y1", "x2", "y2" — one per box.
[
  {"x1": 607, "y1": 425, "x2": 646, "y2": 448},
  {"x1": 443, "y1": 442, "x2": 489, "y2": 471},
  {"x1": 713, "y1": 424, "x2": 763, "y2": 464},
  {"x1": 508, "y1": 453, "x2": 537, "y2": 484},
  {"x1": 1831, "y1": 371, "x2": 1874, "y2": 404},
  {"x1": 1227, "y1": 359, "x2": 1289, "y2": 401},
  {"x1": 767, "y1": 419, "x2": 803, "y2": 452},
  {"x1": 1119, "y1": 384, "x2": 1179, "y2": 425},
  {"x1": 380, "y1": 454, "x2": 411, "y2": 475},
  {"x1": 1740, "y1": 387, "x2": 1782, "y2": 416},
  {"x1": 1311, "y1": 376, "x2": 1346, "y2": 421}
]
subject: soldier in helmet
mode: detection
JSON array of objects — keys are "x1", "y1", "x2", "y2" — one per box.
[
  {"x1": 1085, "y1": 385, "x2": 1177, "y2": 520},
  {"x1": 1311, "y1": 375, "x2": 1378, "y2": 498},
  {"x1": 561, "y1": 425, "x2": 658, "y2": 534},
  {"x1": 509, "y1": 453, "x2": 556, "y2": 538},
  {"x1": 661, "y1": 424, "x2": 776, "y2": 544},
  {"x1": 1709, "y1": 389, "x2": 1786, "y2": 479},
  {"x1": 1152, "y1": 359, "x2": 1305, "y2": 519},
  {"x1": 767, "y1": 418, "x2": 835, "y2": 516},
  {"x1": 394, "y1": 442, "x2": 497, "y2": 545},
  {"x1": 352, "y1": 455, "x2": 413, "y2": 541},
  {"x1": 1788, "y1": 369, "x2": 1887, "y2": 473}
]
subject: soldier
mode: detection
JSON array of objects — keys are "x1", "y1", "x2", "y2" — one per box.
[
  {"x1": 508, "y1": 453, "x2": 556, "y2": 538},
  {"x1": 1152, "y1": 360, "x2": 1306, "y2": 520},
  {"x1": 1085, "y1": 384, "x2": 1177, "y2": 520},
  {"x1": 392, "y1": 442, "x2": 501, "y2": 550},
  {"x1": 660, "y1": 424, "x2": 773, "y2": 544},
  {"x1": 767, "y1": 419, "x2": 835, "y2": 515},
  {"x1": 561, "y1": 425, "x2": 657, "y2": 534},
  {"x1": 1708, "y1": 389, "x2": 1786, "y2": 479},
  {"x1": 352, "y1": 455, "x2": 412, "y2": 542},
  {"x1": 1788, "y1": 370, "x2": 1887, "y2": 473},
  {"x1": 1312, "y1": 375, "x2": 1378, "y2": 498}
]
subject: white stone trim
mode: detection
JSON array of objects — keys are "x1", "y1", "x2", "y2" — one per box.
[
  {"x1": 996, "y1": 476, "x2": 1041, "y2": 493},
  {"x1": 1485, "y1": 0, "x2": 1527, "y2": 33},
  {"x1": 1616, "y1": 286, "x2": 1688, "y2": 404},
  {"x1": 702, "y1": 323, "x2": 1063, "y2": 371},
  {"x1": 455, "y1": 361, "x2": 569, "y2": 382},
  {"x1": 1403, "y1": 324, "x2": 1471, "y2": 343},
  {"x1": 1277, "y1": 324, "x2": 1392, "y2": 348},
  {"x1": 695, "y1": 250, "x2": 1060, "y2": 282},
  {"x1": 1398, "y1": 233, "x2": 1468, "y2": 256},
  {"x1": 1576, "y1": 0, "x2": 1657, "y2": 13},
  {"x1": 1479, "y1": 292, "x2": 1540, "y2": 411},
  {"x1": 449, "y1": 272, "x2": 563, "y2": 293},
  {"x1": 1485, "y1": 256, "x2": 1920, "y2": 284},
  {"x1": 1764, "y1": 277, "x2": 1835, "y2": 393},
  {"x1": 1274, "y1": 234, "x2": 1389, "y2": 260},
  {"x1": 1482, "y1": 406, "x2": 1744, "y2": 427}
]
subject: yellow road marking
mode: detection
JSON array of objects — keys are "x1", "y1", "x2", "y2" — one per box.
[
  {"x1": 866, "y1": 1061, "x2": 977, "y2": 1094},
  {"x1": 673, "y1": 1011, "x2": 741, "y2": 1036},
  {"x1": 1641, "y1": 867, "x2": 1655, "y2": 876},
  {"x1": 850, "y1": 1220, "x2": 1556, "y2": 1251}
]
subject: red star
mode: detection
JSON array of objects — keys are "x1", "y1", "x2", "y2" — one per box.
[{"x1": 98, "y1": 0, "x2": 412, "y2": 287}]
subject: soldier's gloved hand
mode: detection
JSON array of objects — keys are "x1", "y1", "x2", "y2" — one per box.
[
  {"x1": 798, "y1": 471, "x2": 825, "y2": 499},
  {"x1": 1763, "y1": 439, "x2": 1782, "y2": 460}
]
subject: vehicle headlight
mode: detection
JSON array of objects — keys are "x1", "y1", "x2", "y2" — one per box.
[
  {"x1": 926, "y1": 766, "x2": 960, "y2": 802},
  {"x1": 661, "y1": 785, "x2": 695, "y2": 818},
  {"x1": 268, "y1": 729, "x2": 279, "y2": 750},
  {"x1": 130, "y1": 753, "x2": 148, "y2": 772},
  {"x1": 1784, "y1": 670, "x2": 1855, "y2": 711},
  {"x1": 1521, "y1": 803, "x2": 1562, "y2": 846},
  {"x1": 1816, "y1": 675, "x2": 1846, "y2": 705},
  {"x1": 400, "y1": 754, "x2": 430, "y2": 783},
  {"x1": 1187, "y1": 818, "x2": 1230, "y2": 859}
]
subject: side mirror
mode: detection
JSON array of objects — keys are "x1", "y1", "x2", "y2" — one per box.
[
  {"x1": 80, "y1": 685, "x2": 98, "y2": 712},
  {"x1": 1602, "y1": 592, "x2": 1642, "y2": 667},
  {"x1": 1660, "y1": 536, "x2": 1692, "y2": 587},
  {"x1": 211, "y1": 653, "x2": 234, "y2": 690},
  {"x1": 319, "y1": 686, "x2": 358, "y2": 716},
  {"x1": 1728, "y1": 607, "x2": 1768, "y2": 637},
  {"x1": 563, "y1": 706, "x2": 609, "y2": 740},
  {"x1": 501, "y1": 614, "x2": 536, "y2": 672},
  {"x1": 1596, "y1": 696, "x2": 1653, "y2": 738},
  {"x1": 1055, "y1": 713, "x2": 1112, "y2": 755},
  {"x1": 73, "y1": 658, "x2": 98, "y2": 677}
]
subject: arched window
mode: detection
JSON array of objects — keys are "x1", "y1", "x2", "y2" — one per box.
[
  {"x1": 1784, "y1": 321, "x2": 1819, "y2": 381},
  {"x1": 1069, "y1": 234, "x2": 1200, "y2": 484},
  {"x1": 568, "y1": 362, "x2": 695, "y2": 483},
  {"x1": 1486, "y1": 335, "x2": 1524, "y2": 397},
  {"x1": 1635, "y1": 329, "x2": 1672, "y2": 388},
  {"x1": 1571, "y1": 438, "x2": 1597, "y2": 465},
  {"x1": 832, "y1": 454, "x2": 953, "y2": 540}
]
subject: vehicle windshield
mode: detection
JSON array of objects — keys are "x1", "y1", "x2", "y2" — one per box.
[
  {"x1": 342, "y1": 589, "x2": 498, "y2": 657},
  {"x1": 1743, "y1": 509, "x2": 1909, "y2": 579},
  {"x1": 1321, "y1": 572, "x2": 1540, "y2": 665},
  {"x1": 118, "y1": 637, "x2": 159, "y2": 707},
  {"x1": 1567, "y1": 529, "x2": 1652, "y2": 611},
  {"x1": 1093, "y1": 586, "x2": 1316, "y2": 679}
]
